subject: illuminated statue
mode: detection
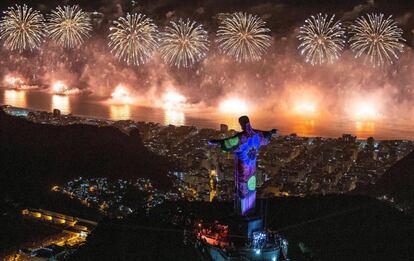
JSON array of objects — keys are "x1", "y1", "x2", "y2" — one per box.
[{"x1": 209, "y1": 116, "x2": 278, "y2": 216}]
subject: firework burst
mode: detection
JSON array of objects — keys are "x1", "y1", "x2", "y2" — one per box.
[
  {"x1": 349, "y1": 13, "x2": 405, "y2": 67},
  {"x1": 160, "y1": 19, "x2": 209, "y2": 68},
  {"x1": 298, "y1": 13, "x2": 345, "y2": 65},
  {"x1": 0, "y1": 4, "x2": 45, "y2": 52},
  {"x1": 108, "y1": 13, "x2": 158, "y2": 66},
  {"x1": 46, "y1": 5, "x2": 92, "y2": 49},
  {"x1": 216, "y1": 12, "x2": 272, "y2": 62}
]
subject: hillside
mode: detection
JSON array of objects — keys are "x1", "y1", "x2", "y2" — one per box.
[
  {"x1": 0, "y1": 109, "x2": 173, "y2": 207},
  {"x1": 71, "y1": 196, "x2": 414, "y2": 261},
  {"x1": 361, "y1": 150, "x2": 414, "y2": 214}
]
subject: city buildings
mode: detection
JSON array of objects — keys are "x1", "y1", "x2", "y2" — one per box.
[{"x1": 3, "y1": 105, "x2": 413, "y2": 209}]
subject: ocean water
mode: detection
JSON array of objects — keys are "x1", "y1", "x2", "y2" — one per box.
[{"x1": 1, "y1": 88, "x2": 413, "y2": 140}]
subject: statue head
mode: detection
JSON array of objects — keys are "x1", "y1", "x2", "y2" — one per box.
[{"x1": 239, "y1": 115, "x2": 250, "y2": 131}]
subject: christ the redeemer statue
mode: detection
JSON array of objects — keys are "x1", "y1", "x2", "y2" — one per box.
[{"x1": 209, "y1": 116, "x2": 278, "y2": 216}]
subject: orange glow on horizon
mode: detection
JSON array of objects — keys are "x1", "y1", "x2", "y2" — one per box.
[
  {"x1": 355, "y1": 121, "x2": 376, "y2": 139},
  {"x1": 4, "y1": 74, "x2": 24, "y2": 87},
  {"x1": 162, "y1": 91, "x2": 186, "y2": 110},
  {"x1": 292, "y1": 119, "x2": 316, "y2": 137},
  {"x1": 219, "y1": 98, "x2": 248, "y2": 115},
  {"x1": 293, "y1": 102, "x2": 317, "y2": 116},
  {"x1": 164, "y1": 110, "x2": 185, "y2": 126},
  {"x1": 282, "y1": 83, "x2": 323, "y2": 119},
  {"x1": 51, "y1": 81, "x2": 80, "y2": 95},
  {"x1": 110, "y1": 85, "x2": 134, "y2": 105},
  {"x1": 160, "y1": 90, "x2": 186, "y2": 125},
  {"x1": 352, "y1": 101, "x2": 381, "y2": 121},
  {"x1": 52, "y1": 81, "x2": 68, "y2": 93}
]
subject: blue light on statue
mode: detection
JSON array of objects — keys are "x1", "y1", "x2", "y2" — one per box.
[
  {"x1": 237, "y1": 134, "x2": 261, "y2": 168},
  {"x1": 207, "y1": 116, "x2": 276, "y2": 216},
  {"x1": 241, "y1": 192, "x2": 256, "y2": 215}
]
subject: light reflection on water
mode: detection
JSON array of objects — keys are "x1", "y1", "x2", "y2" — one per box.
[
  {"x1": 164, "y1": 110, "x2": 185, "y2": 126},
  {"x1": 110, "y1": 105, "x2": 131, "y2": 120},
  {"x1": 0, "y1": 89, "x2": 413, "y2": 140},
  {"x1": 4, "y1": 90, "x2": 26, "y2": 108},
  {"x1": 355, "y1": 121, "x2": 376, "y2": 139},
  {"x1": 291, "y1": 119, "x2": 316, "y2": 137},
  {"x1": 52, "y1": 95, "x2": 70, "y2": 114}
]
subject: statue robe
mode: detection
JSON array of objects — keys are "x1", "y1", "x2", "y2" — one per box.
[{"x1": 214, "y1": 125, "x2": 272, "y2": 216}]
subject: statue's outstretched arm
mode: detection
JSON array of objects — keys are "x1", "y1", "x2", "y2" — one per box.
[
  {"x1": 208, "y1": 139, "x2": 221, "y2": 145},
  {"x1": 257, "y1": 128, "x2": 279, "y2": 145},
  {"x1": 208, "y1": 134, "x2": 240, "y2": 152}
]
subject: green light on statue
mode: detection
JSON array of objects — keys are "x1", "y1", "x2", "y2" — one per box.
[
  {"x1": 224, "y1": 136, "x2": 239, "y2": 149},
  {"x1": 247, "y1": 175, "x2": 256, "y2": 191}
]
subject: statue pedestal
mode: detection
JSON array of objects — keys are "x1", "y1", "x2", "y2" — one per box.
[
  {"x1": 228, "y1": 215, "x2": 263, "y2": 242},
  {"x1": 194, "y1": 213, "x2": 287, "y2": 260}
]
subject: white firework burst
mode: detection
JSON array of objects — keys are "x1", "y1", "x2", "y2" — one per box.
[
  {"x1": 0, "y1": 4, "x2": 45, "y2": 52},
  {"x1": 46, "y1": 5, "x2": 92, "y2": 48},
  {"x1": 216, "y1": 12, "x2": 272, "y2": 62},
  {"x1": 349, "y1": 13, "x2": 405, "y2": 67},
  {"x1": 298, "y1": 13, "x2": 345, "y2": 65},
  {"x1": 108, "y1": 13, "x2": 159, "y2": 66},
  {"x1": 159, "y1": 18, "x2": 209, "y2": 68}
]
